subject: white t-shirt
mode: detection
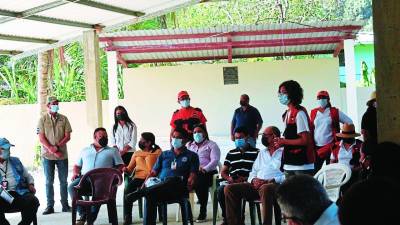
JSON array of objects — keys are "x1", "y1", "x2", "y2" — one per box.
[
  {"x1": 283, "y1": 110, "x2": 314, "y2": 171},
  {"x1": 330, "y1": 140, "x2": 355, "y2": 166},
  {"x1": 314, "y1": 108, "x2": 353, "y2": 146}
]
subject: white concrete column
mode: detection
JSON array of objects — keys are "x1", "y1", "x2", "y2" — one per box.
[
  {"x1": 344, "y1": 39, "x2": 359, "y2": 129},
  {"x1": 107, "y1": 51, "x2": 119, "y2": 126}
]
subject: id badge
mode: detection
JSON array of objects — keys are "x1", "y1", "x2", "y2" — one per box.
[
  {"x1": 1, "y1": 179, "x2": 8, "y2": 190},
  {"x1": 171, "y1": 160, "x2": 177, "y2": 170}
]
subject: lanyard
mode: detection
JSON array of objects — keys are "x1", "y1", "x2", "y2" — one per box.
[{"x1": 0, "y1": 160, "x2": 8, "y2": 179}]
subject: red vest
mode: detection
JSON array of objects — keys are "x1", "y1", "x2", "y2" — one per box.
[{"x1": 310, "y1": 107, "x2": 340, "y2": 142}]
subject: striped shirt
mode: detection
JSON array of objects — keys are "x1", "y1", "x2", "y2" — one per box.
[{"x1": 223, "y1": 147, "x2": 259, "y2": 178}]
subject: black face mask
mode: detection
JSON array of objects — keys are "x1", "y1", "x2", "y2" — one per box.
[
  {"x1": 99, "y1": 137, "x2": 108, "y2": 147},
  {"x1": 240, "y1": 101, "x2": 248, "y2": 107},
  {"x1": 116, "y1": 113, "x2": 127, "y2": 121},
  {"x1": 343, "y1": 138, "x2": 355, "y2": 144},
  {"x1": 261, "y1": 136, "x2": 269, "y2": 147},
  {"x1": 138, "y1": 141, "x2": 146, "y2": 150}
]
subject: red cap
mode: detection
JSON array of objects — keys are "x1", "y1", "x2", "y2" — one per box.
[
  {"x1": 317, "y1": 90, "x2": 330, "y2": 98},
  {"x1": 177, "y1": 90, "x2": 189, "y2": 99}
]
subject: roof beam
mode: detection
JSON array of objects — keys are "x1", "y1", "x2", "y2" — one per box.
[
  {"x1": 0, "y1": 9, "x2": 96, "y2": 28},
  {"x1": 65, "y1": 0, "x2": 145, "y2": 17},
  {"x1": 123, "y1": 50, "x2": 334, "y2": 64},
  {"x1": 107, "y1": 36, "x2": 343, "y2": 53},
  {"x1": 0, "y1": 50, "x2": 23, "y2": 55},
  {"x1": 0, "y1": 34, "x2": 57, "y2": 44},
  {"x1": 333, "y1": 40, "x2": 344, "y2": 57},
  {"x1": 99, "y1": 25, "x2": 361, "y2": 42}
]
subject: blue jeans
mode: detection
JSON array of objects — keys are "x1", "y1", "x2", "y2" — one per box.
[
  {"x1": 68, "y1": 177, "x2": 100, "y2": 219},
  {"x1": 42, "y1": 158, "x2": 69, "y2": 208}
]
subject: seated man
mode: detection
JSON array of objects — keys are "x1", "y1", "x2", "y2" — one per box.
[
  {"x1": 225, "y1": 126, "x2": 284, "y2": 225},
  {"x1": 218, "y1": 126, "x2": 259, "y2": 225},
  {"x1": 0, "y1": 137, "x2": 40, "y2": 225},
  {"x1": 68, "y1": 128, "x2": 124, "y2": 225},
  {"x1": 127, "y1": 127, "x2": 199, "y2": 225}
]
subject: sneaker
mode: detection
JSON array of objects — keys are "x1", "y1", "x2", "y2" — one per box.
[
  {"x1": 62, "y1": 205, "x2": 71, "y2": 212},
  {"x1": 196, "y1": 213, "x2": 207, "y2": 223},
  {"x1": 42, "y1": 207, "x2": 54, "y2": 215},
  {"x1": 75, "y1": 215, "x2": 86, "y2": 225}
]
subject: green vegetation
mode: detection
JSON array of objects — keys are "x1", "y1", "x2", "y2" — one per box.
[{"x1": 0, "y1": 0, "x2": 373, "y2": 105}]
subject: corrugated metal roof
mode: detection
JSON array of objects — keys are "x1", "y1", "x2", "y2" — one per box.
[
  {"x1": 100, "y1": 21, "x2": 365, "y2": 64},
  {"x1": 0, "y1": 0, "x2": 203, "y2": 59}
]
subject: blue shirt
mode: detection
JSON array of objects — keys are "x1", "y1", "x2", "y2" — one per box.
[
  {"x1": 152, "y1": 147, "x2": 199, "y2": 183},
  {"x1": 232, "y1": 105, "x2": 263, "y2": 136},
  {"x1": 76, "y1": 144, "x2": 124, "y2": 174}
]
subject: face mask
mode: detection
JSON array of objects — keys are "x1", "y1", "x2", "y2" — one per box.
[
  {"x1": 99, "y1": 137, "x2": 108, "y2": 147},
  {"x1": 116, "y1": 113, "x2": 126, "y2": 121},
  {"x1": 0, "y1": 148, "x2": 10, "y2": 160},
  {"x1": 240, "y1": 101, "x2": 248, "y2": 107},
  {"x1": 50, "y1": 105, "x2": 59, "y2": 113},
  {"x1": 279, "y1": 94, "x2": 290, "y2": 106},
  {"x1": 261, "y1": 136, "x2": 269, "y2": 147},
  {"x1": 318, "y1": 99, "x2": 328, "y2": 108},
  {"x1": 171, "y1": 138, "x2": 183, "y2": 149},
  {"x1": 235, "y1": 138, "x2": 247, "y2": 149},
  {"x1": 373, "y1": 101, "x2": 377, "y2": 108},
  {"x1": 138, "y1": 141, "x2": 146, "y2": 150},
  {"x1": 343, "y1": 138, "x2": 355, "y2": 144},
  {"x1": 193, "y1": 133, "x2": 204, "y2": 143},
  {"x1": 180, "y1": 100, "x2": 190, "y2": 108}
]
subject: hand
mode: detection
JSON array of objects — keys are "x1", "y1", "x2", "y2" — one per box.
[
  {"x1": 273, "y1": 137, "x2": 284, "y2": 148},
  {"x1": 187, "y1": 176, "x2": 195, "y2": 191},
  {"x1": 48, "y1": 145, "x2": 58, "y2": 153},
  {"x1": 226, "y1": 176, "x2": 234, "y2": 184},
  {"x1": 28, "y1": 184, "x2": 36, "y2": 194},
  {"x1": 236, "y1": 175, "x2": 247, "y2": 183},
  {"x1": 230, "y1": 134, "x2": 235, "y2": 142},
  {"x1": 122, "y1": 167, "x2": 128, "y2": 173}
]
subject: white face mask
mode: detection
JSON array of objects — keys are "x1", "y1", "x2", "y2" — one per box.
[
  {"x1": 318, "y1": 99, "x2": 328, "y2": 108},
  {"x1": 179, "y1": 99, "x2": 190, "y2": 108}
]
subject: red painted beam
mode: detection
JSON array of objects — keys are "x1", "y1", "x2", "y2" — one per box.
[
  {"x1": 227, "y1": 35, "x2": 232, "y2": 63},
  {"x1": 107, "y1": 36, "x2": 344, "y2": 53},
  {"x1": 333, "y1": 40, "x2": 344, "y2": 57},
  {"x1": 122, "y1": 50, "x2": 334, "y2": 64},
  {"x1": 99, "y1": 25, "x2": 361, "y2": 42},
  {"x1": 117, "y1": 52, "x2": 128, "y2": 68}
]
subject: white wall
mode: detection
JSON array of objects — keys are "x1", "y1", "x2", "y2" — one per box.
[{"x1": 122, "y1": 58, "x2": 341, "y2": 137}]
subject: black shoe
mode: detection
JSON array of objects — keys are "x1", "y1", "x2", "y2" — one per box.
[
  {"x1": 42, "y1": 207, "x2": 54, "y2": 215},
  {"x1": 75, "y1": 215, "x2": 86, "y2": 225},
  {"x1": 196, "y1": 213, "x2": 207, "y2": 223},
  {"x1": 126, "y1": 189, "x2": 146, "y2": 202},
  {"x1": 62, "y1": 205, "x2": 71, "y2": 212}
]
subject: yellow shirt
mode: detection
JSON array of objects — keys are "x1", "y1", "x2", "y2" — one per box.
[{"x1": 126, "y1": 149, "x2": 162, "y2": 179}]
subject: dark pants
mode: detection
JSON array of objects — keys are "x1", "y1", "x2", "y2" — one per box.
[
  {"x1": 217, "y1": 183, "x2": 227, "y2": 221},
  {"x1": 194, "y1": 170, "x2": 217, "y2": 216},
  {"x1": 68, "y1": 177, "x2": 100, "y2": 220},
  {"x1": 284, "y1": 169, "x2": 314, "y2": 178},
  {"x1": 123, "y1": 177, "x2": 145, "y2": 219},
  {"x1": 144, "y1": 177, "x2": 187, "y2": 225},
  {"x1": 225, "y1": 183, "x2": 278, "y2": 225},
  {"x1": 0, "y1": 192, "x2": 40, "y2": 225},
  {"x1": 42, "y1": 158, "x2": 69, "y2": 208},
  {"x1": 122, "y1": 152, "x2": 134, "y2": 166}
]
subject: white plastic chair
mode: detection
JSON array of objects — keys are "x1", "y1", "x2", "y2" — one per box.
[{"x1": 314, "y1": 163, "x2": 352, "y2": 202}]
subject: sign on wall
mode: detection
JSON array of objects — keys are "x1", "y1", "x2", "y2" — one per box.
[{"x1": 223, "y1": 66, "x2": 238, "y2": 85}]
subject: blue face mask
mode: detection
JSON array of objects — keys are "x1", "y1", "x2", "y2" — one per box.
[
  {"x1": 235, "y1": 138, "x2": 247, "y2": 149},
  {"x1": 171, "y1": 138, "x2": 183, "y2": 149},
  {"x1": 0, "y1": 148, "x2": 10, "y2": 160},
  {"x1": 50, "y1": 105, "x2": 59, "y2": 113},
  {"x1": 318, "y1": 99, "x2": 328, "y2": 108},
  {"x1": 278, "y1": 94, "x2": 290, "y2": 105},
  {"x1": 180, "y1": 100, "x2": 190, "y2": 108},
  {"x1": 193, "y1": 133, "x2": 204, "y2": 143}
]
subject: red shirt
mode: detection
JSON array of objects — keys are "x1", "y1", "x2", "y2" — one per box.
[{"x1": 170, "y1": 106, "x2": 207, "y2": 133}]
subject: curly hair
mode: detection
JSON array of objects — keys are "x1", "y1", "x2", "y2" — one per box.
[{"x1": 278, "y1": 80, "x2": 304, "y2": 106}]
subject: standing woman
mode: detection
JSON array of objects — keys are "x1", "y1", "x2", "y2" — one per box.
[
  {"x1": 123, "y1": 132, "x2": 162, "y2": 225},
  {"x1": 274, "y1": 80, "x2": 315, "y2": 177},
  {"x1": 187, "y1": 124, "x2": 221, "y2": 222},
  {"x1": 310, "y1": 90, "x2": 353, "y2": 171},
  {"x1": 110, "y1": 105, "x2": 137, "y2": 164}
]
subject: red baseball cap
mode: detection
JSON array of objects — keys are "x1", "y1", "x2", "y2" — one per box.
[
  {"x1": 177, "y1": 90, "x2": 189, "y2": 99},
  {"x1": 317, "y1": 90, "x2": 330, "y2": 98}
]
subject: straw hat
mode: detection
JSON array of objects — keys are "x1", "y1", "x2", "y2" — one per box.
[{"x1": 336, "y1": 123, "x2": 361, "y2": 138}]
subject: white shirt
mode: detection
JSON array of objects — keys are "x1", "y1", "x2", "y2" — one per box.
[
  {"x1": 330, "y1": 140, "x2": 355, "y2": 166},
  {"x1": 283, "y1": 110, "x2": 314, "y2": 171},
  {"x1": 248, "y1": 147, "x2": 285, "y2": 184},
  {"x1": 314, "y1": 108, "x2": 353, "y2": 146},
  {"x1": 0, "y1": 159, "x2": 34, "y2": 191},
  {"x1": 109, "y1": 122, "x2": 137, "y2": 153},
  {"x1": 314, "y1": 203, "x2": 340, "y2": 225}
]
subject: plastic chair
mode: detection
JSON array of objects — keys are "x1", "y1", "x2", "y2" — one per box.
[
  {"x1": 5, "y1": 208, "x2": 38, "y2": 225},
  {"x1": 159, "y1": 197, "x2": 194, "y2": 225},
  {"x1": 242, "y1": 199, "x2": 281, "y2": 225},
  {"x1": 314, "y1": 163, "x2": 352, "y2": 202},
  {"x1": 71, "y1": 168, "x2": 123, "y2": 225}
]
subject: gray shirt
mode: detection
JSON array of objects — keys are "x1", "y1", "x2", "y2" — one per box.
[
  {"x1": 76, "y1": 144, "x2": 124, "y2": 174},
  {"x1": 0, "y1": 159, "x2": 34, "y2": 191}
]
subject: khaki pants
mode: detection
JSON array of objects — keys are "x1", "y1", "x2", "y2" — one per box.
[{"x1": 224, "y1": 182, "x2": 278, "y2": 225}]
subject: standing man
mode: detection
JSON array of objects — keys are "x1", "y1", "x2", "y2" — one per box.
[
  {"x1": 231, "y1": 94, "x2": 263, "y2": 147},
  {"x1": 37, "y1": 96, "x2": 72, "y2": 215},
  {"x1": 170, "y1": 90, "x2": 207, "y2": 140}
]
